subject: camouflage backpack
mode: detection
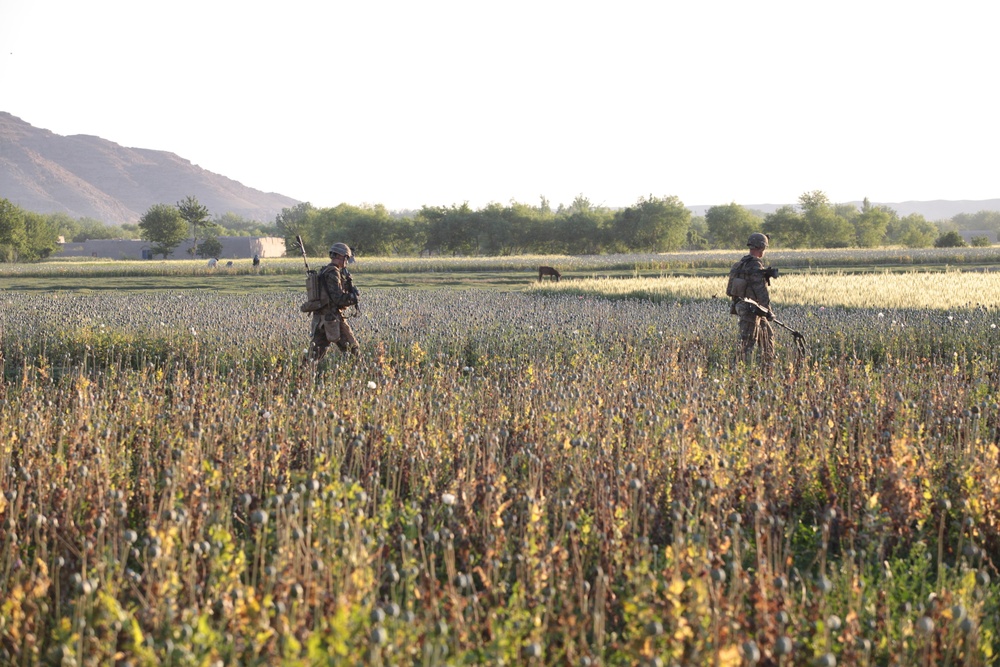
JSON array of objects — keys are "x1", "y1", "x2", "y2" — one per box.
[
  {"x1": 300, "y1": 269, "x2": 329, "y2": 313},
  {"x1": 726, "y1": 257, "x2": 752, "y2": 299}
]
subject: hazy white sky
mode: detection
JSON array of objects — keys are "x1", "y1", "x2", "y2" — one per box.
[{"x1": 3, "y1": 0, "x2": 998, "y2": 211}]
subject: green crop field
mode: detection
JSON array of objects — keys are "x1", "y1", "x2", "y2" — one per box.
[{"x1": 1, "y1": 252, "x2": 999, "y2": 665}]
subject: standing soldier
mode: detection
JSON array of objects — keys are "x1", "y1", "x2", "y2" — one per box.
[
  {"x1": 308, "y1": 242, "x2": 360, "y2": 361},
  {"x1": 727, "y1": 233, "x2": 777, "y2": 365}
]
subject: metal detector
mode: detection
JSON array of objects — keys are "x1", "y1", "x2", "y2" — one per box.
[{"x1": 740, "y1": 297, "x2": 808, "y2": 356}]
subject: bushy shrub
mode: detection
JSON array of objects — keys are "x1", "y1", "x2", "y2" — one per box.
[{"x1": 935, "y1": 230, "x2": 967, "y2": 247}]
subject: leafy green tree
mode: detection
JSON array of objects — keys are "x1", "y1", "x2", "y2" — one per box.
[
  {"x1": 834, "y1": 202, "x2": 859, "y2": 228},
  {"x1": 684, "y1": 228, "x2": 711, "y2": 250},
  {"x1": 689, "y1": 215, "x2": 707, "y2": 236},
  {"x1": 558, "y1": 195, "x2": 595, "y2": 215},
  {"x1": 0, "y1": 202, "x2": 60, "y2": 260},
  {"x1": 513, "y1": 209, "x2": 558, "y2": 254},
  {"x1": 196, "y1": 236, "x2": 223, "y2": 259},
  {"x1": 275, "y1": 202, "x2": 319, "y2": 255},
  {"x1": 886, "y1": 213, "x2": 938, "y2": 248},
  {"x1": 952, "y1": 210, "x2": 1000, "y2": 231},
  {"x1": 797, "y1": 191, "x2": 829, "y2": 211},
  {"x1": 62, "y1": 216, "x2": 138, "y2": 242},
  {"x1": 970, "y1": 235, "x2": 992, "y2": 247},
  {"x1": 177, "y1": 195, "x2": 212, "y2": 255},
  {"x1": 0, "y1": 198, "x2": 28, "y2": 262},
  {"x1": 705, "y1": 202, "x2": 761, "y2": 249},
  {"x1": 324, "y1": 203, "x2": 397, "y2": 256},
  {"x1": 934, "y1": 230, "x2": 967, "y2": 248},
  {"x1": 476, "y1": 203, "x2": 514, "y2": 255},
  {"x1": 23, "y1": 211, "x2": 60, "y2": 259},
  {"x1": 537, "y1": 195, "x2": 552, "y2": 215},
  {"x1": 215, "y1": 212, "x2": 250, "y2": 233},
  {"x1": 683, "y1": 216, "x2": 710, "y2": 250},
  {"x1": 281, "y1": 204, "x2": 427, "y2": 257},
  {"x1": 71, "y1": 220, "x2": 106, "y2": 242},
  {"x1": 50, "y1": 212, "x2": 80, "y2": 241},
  {"x1": 614, "y1": 195, "x2": 690, "y2": 252},
  {"x1": 420, "y1": 204, "x2": 479, "y2": 255},
  {"x1": 763, "y1": 206, "x2": 806, "y2": 248},
  {"x1": 213, "y1": 212, "x2": 279, "y2": 237},
  {"x1": 555, "y1": 210, "x2": 608, "y2": 254},
  {"x1": 549, "y1": 196, "x2": 615, "y2": 253},
  {"x1": 798, "y1": 191, "x2": 854, "y2": 247},
  {"x1": 395, "y1": 216, "x2": 428, "y2": 255},
  {"x1": 854, "y1": 198, "x2": 894, "y2": 247},
  {"x1": 139, "y1": 203, "x2": 188, "y2": 258},
  {"x1": 502, "y1": 200, "x2": 554, "y2": 254}
]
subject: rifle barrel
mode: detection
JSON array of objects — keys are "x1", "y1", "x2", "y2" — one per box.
[{"x1": 295, "y1": 235, "x2": 310, "y2": 272}]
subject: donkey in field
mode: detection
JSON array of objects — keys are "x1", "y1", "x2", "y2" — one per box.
[{"x1": 538, "y1": 266, "x2": 561, "y2": 282}]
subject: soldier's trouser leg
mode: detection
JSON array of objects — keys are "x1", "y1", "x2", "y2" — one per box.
[
  {"x1": 307, "y1": 315, "x2": 330, "y2": 362},
  {"x1": 736, "y1": 302, "x2": 774, "y2": 366},
  {"x1": 335, "y1": 319, "x2": 360, "y2": 356},
  {"x1": 309, "y1": 332, "x2": 329, "y2": 361},
  {"x1": 757, "y1": 319, "x2": 775, "y2": 367},
  {"x1": 737, "y1": 311, "x2": 758, "y2": 362}
]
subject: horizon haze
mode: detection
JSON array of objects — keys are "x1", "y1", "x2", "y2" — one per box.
[
  {"x1": 2, "y1": 1, "x2": 999, "y2": 214},
  {"x1": 2, "y1": 111, "x2": 999, "y2": 226}
]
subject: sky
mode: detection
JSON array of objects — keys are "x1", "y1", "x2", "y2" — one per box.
[{"x1": 3, "y1": 0, "x2": 999, "y2": 212}]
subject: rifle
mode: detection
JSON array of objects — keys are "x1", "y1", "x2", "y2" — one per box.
[
  {"x1": 295, "y1": 235, "x2": 310, "y2": 272},
  {"x1": 342, "y1": 267, "x2": 361, "y2": 317}
]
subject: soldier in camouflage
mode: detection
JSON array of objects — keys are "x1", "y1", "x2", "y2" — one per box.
[
  {"x1": 308, "y1": 242, "x2": 360, "y2": 360},
  {"x1": 727, "y1": 233, "x2": 775, "y2": 365}
]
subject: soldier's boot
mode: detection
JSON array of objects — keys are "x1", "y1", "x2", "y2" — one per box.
[
  {"x1": 307, "y1": 343, "x2": 328, "y2": 364},
  {"x1": 339, "y1": 325, "x2": 359, "y2": 356},
  {"x1": 336, "y1": 341, "x2": 360, "y2": 357}
]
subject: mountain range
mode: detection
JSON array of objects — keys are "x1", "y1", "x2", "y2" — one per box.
[
  {"x1": 2, "y1": 112, "x2": 998, "y2": 226},
  {"x1": 0, "y1": 112, "x2": 299, "y2": 225}
]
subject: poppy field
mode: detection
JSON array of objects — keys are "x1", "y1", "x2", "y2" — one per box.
[{"x1": 1, "y1": 262, "x2": 1000, "y2": 665}]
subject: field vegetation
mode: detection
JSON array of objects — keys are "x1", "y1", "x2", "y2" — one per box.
[
  {"x1": 6, "y1": 245, "x2": 1000, "y2": 274},
  {"x1": 531, "y1": 271, "x2": 1000, "y2": 311},
  {"x1": 1, "y1": 256, "x2": 999, "y2": 665}
]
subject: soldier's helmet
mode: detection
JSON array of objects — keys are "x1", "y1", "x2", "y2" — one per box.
[
  {"x1": 747, "y1": 233, "x2": 769, "y2": 249},
  {"x1": 329, "y1": 242, "x2": 355, "y2": 263}
]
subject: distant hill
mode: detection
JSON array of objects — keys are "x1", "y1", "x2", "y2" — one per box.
[
  {"x1": 689, "y1": 199, "x2": 1000, "y2": 221},
  {"x1": 0, "y1": 112, "x2": 300, "y2": 225}
]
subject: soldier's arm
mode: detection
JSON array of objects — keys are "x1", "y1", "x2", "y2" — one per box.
[
  {"x1": 746, "y1": 259, "x2": 771, "y2": 306},
  {"x1": 324, "y1": 269, "x2": 357, "y2": 308}
]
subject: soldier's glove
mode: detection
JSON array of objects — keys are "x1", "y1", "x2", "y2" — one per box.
[{"x1": 765, "y1": 310, "x2": 775, "y2": 321}]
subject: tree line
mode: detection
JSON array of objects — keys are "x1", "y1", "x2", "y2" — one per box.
[
  {"x1": 278, "y1": 191, "x2": 997, "y2": 258},
  {"x1": 277, "y1": 195, "x2": 693, "y2": 257},
  {"x1": 1, "y1": 191, "x2": 998, "y2": 262}
]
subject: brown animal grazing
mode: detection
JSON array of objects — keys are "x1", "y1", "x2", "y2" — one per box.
[{"x1": 538, "y1": 266, "x2": 561, "y2": 282}]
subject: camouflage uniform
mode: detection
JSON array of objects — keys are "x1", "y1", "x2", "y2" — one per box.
[
  {"x1": 728, "y1": 251, "x2": 774, "y2": 365},
  {"x1": 309, "y1": 263, "x2": 359, "y2": 360}
]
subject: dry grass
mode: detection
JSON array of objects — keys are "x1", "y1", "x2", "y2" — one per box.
[{"x1": 530, "y1": 270, "x2": 1000, "y2": 311}]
